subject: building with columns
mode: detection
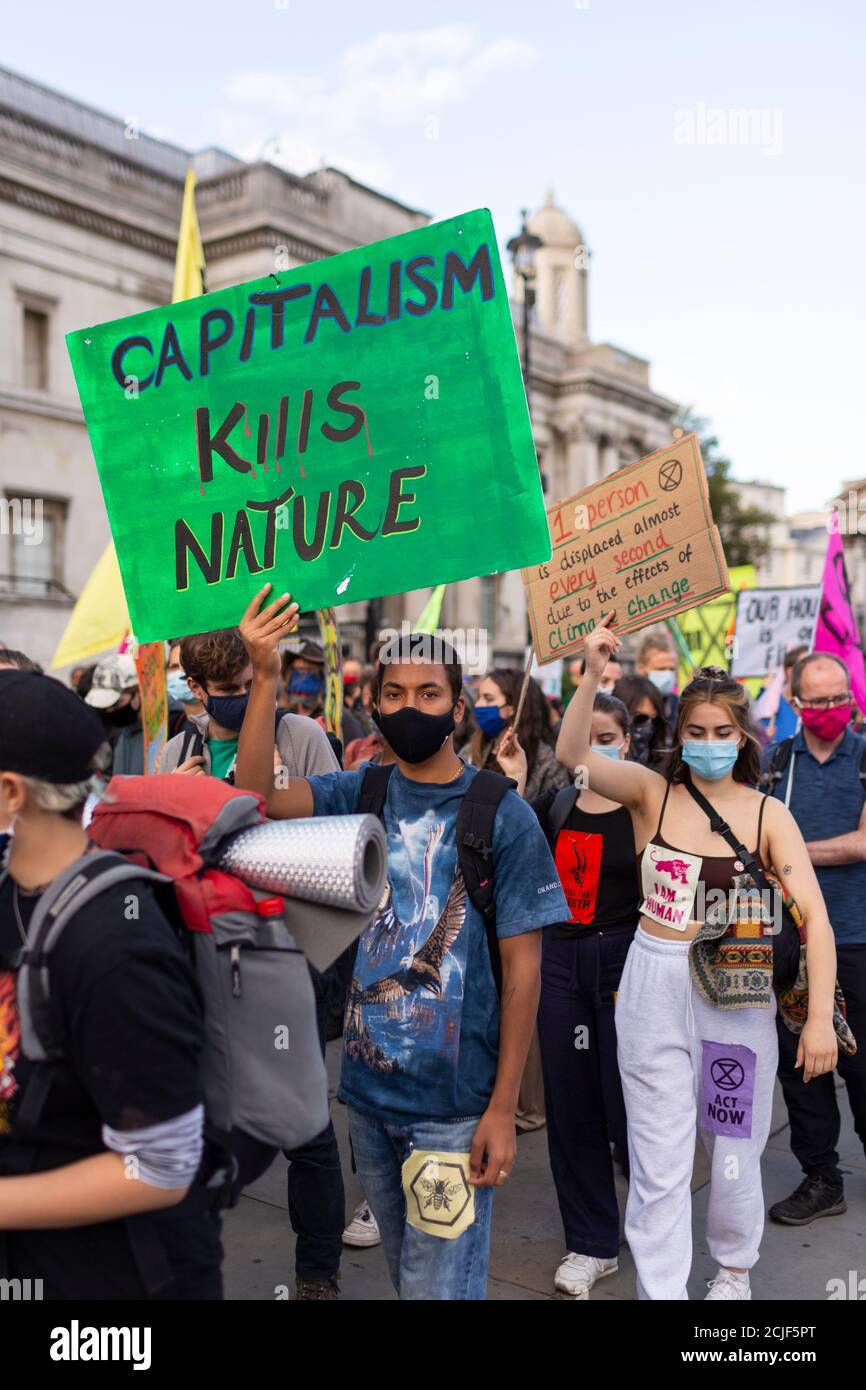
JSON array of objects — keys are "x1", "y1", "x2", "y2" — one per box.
[
  {"x1": 0, "y1": 66, "x2": 425, "y2": 666},
  {"x1": 399, "y1": 193, "x2": 679, "y2": 664},
  {"x1": 0, "y1": 65, "x2": 677, "y2": 669}
]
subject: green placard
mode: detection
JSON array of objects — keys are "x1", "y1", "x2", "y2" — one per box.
[{"x1": 67, "y1": 209, "x2": 549, "y2": 643}]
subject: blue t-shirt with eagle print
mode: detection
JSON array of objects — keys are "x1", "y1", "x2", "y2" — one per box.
[{"x1": 309, "y1": 763, "x2": 568, "y2": 1122}]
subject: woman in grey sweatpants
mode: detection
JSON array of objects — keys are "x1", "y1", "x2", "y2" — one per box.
[
  {"x1": 615, "y1": 929, "x2": 778, "y2": 1298},
  {"x1": 556, "y1": 620, "x2": 840, "y2": 1301}
]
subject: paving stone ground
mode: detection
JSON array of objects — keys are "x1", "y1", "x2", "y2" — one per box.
[{"x1": 222, "y1": 1042, "x2": 866, "y2": 1301}]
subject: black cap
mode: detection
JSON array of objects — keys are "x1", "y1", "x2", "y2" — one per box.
[{"x1": 0, "y1": 670, "x2": 110, "y2": 783}]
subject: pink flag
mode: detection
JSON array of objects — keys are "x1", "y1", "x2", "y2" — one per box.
[{"x1": 814, "y1": 517, "x2": 866, "y2": 713}]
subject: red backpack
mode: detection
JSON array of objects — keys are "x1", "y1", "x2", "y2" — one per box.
[{"x1": 16, "y1": 777, "x2": 329, "y2": 1185}]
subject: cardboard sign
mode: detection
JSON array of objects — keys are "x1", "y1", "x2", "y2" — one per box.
[
  {"x1": 134, "y1": 641, "x2": 168, "y2": 775},
  {"x1": 731, "y1": 585, "x2": 820, "y2": 677},
  {"x1": 522, "y1": 435, "x2": 729, "y2": 663},
  {"x1": 67, "y1": 210, "x2": 550, "y2": 643},
  {"x1": 676, "y1": 563, "x2": 755, "y2": 688}
]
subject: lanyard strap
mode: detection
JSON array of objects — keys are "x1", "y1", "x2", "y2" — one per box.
[{"x1": 681, "y1": 773, "x2": 775, "y2": 897}]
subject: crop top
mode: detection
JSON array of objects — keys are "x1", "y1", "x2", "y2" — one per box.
[{"x1": 639, "y1": 781, "x2": 768, "y2": 932}]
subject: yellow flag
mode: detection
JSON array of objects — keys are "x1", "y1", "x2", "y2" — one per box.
[
  {"x1": 50, "y1": 542, "x2": 130, "y2": 668},
  {"x1": 415, "y1": 585, "x2": 447, "y2": 635},
  {"x1": 52, "y1": 171, "x2": 206, "y2": 667},
  {"x1": 172, "y1": 168, "x2": 207, "y2": 301}
]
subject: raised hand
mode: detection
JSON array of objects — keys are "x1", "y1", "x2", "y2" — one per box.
[
  {"x1": 239, "y1": 583, "x2": 299, "y2": 679},
  {"x1": 582, "y1": 611, "x2": 620, "y2": 679},
  {"x1": 497, "y1": 726, "x2": 528, "y2": 797}
]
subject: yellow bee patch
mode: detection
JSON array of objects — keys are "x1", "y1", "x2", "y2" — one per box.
[{"x1": 402, "y1": 1149, "x2": 476, "y2": 1240}]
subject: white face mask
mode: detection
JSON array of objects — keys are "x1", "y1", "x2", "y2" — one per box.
[
  {"x1": 591, "y1": 740, "x2": 626, "y2": 761},
  {"x1": 648, "y1": 669, "x2": 676, "y2": 696}
]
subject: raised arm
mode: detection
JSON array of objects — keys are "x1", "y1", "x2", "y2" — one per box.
[
  {"x1": 555, "y1": 614, "x2": 664, "y2": 814},
  {"x1": 764, "y1": 796, "x2": 838, "y2": 1081},
  {"x1": 236, "y1": 584, "x2": 314, "y2": 819}
]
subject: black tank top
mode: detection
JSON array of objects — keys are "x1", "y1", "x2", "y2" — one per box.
[{"x1": 535, "y1": 790, "x2": 641, "y2": 939}]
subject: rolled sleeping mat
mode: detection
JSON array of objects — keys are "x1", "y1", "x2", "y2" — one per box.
[{"x1": 217, "y1": 814, "x2": 387, "y2": 915}]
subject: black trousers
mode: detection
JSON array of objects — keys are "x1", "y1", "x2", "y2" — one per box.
[
  {"x1": 776, "y1": 943, "x2": 866, "y2": 1185},
  {"x1": 537, "y1": 925, "x2": 634, "y2": 1260},
  {"x1": 232, "y1": 962, "x2": 346, "y2": 1282}
]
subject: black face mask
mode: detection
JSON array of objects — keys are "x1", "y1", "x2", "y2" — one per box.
[
  {"x1": 376, "y1": 704, "x2": 456, "y2": 765},
  {"x1": 629, "y1": 716, "x2": 656, "y2": 765},
  {"x1": 104, "y1": 701, "x2": 139, "y2": 728}
]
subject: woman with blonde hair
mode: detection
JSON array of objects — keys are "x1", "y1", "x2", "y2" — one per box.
[{"x1": 556, "y1": 616, "x2": 839, "y2": 1301}]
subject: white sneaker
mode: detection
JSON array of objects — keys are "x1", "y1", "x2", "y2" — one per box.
[
  {"x1": 342, "y1": 1201, "x2": 381, "y2": 1248},
  {"x1": 554, "y1": 1251, "x2": 618, "y2": 1299},
  {"x1": 705, "y1": 1268, "x2": 751, "y2": 1300}
]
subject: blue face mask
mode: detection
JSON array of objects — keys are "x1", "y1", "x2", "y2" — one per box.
[
  {"x1": 648, "y1": 669, "x2": 676, "y2": 696},
  {"x1": 475, "y1": 703, "x2": 508, "y2": 738},
  {"x1": 288, "y1": 671, "x2": 323, "y2": 697},
  {"x1": 205, "y1": 692, "x2": 249, "y2": 732},
  {"x1": 682, "y1": 740, "x2": 740, "y2": 780},
  {"x1": 591, "y1": 741, "x2": 625, "y2": 760},
  {"x1": 167, "y1": 670, "x2": 196, "y2": 705}
]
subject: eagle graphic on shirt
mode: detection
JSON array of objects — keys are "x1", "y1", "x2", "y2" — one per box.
[{"x1": 344, "y1": 819, "x2": 468, "y2": 1074}]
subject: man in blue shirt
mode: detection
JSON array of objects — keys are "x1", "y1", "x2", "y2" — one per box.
[
  {"x1": 767, "y1": 651, "x2": 866, "y2": 1225},
  {"x1": 236, "y1": 585, "x2": 568, "y2": 1300}
]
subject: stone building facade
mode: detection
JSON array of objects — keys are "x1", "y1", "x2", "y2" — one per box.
[{"x1": 0, "y1": 67, "x2": 677, "y2": 669}]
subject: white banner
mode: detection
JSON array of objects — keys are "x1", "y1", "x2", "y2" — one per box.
[{"x1": 731, "y1": 585, "x2": 821, "y2": 676}]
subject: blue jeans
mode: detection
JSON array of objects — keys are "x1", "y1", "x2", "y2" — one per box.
[{"x1": 347, "y1": 1107, "x2": 494, "y2": 1300}]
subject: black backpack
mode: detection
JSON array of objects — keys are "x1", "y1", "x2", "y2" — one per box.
[
  {"x1": 762, "y1": 734, "x2": 866, "y2": 797},
  {"x1": 357, "y1": 764, "x2": 516, "y2": 993},
  {"x1": 542, "y1": 785, "x2": 580, "y2": 850},
  {"x1": 178, "y1": 710, "x2": 344, "y2": 777}
]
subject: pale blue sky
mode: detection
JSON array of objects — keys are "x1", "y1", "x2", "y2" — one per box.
[{"x1": 4, "y1": 0, "x2": 864, "y2": 512}]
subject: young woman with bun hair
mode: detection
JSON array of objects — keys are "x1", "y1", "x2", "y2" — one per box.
[
  {"x1": 533, "y1": 691, "x2": 641, "y2": 1299},
  {"x1": 556, "y1": 616, "x2": 838, "y2": 1301}
]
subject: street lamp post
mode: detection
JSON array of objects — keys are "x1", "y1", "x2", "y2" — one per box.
[
  {"x1": 507, "y1": 209, "x2": 542, "y2": 422},
  {"x1": 507, "y1": 210, "x2": 544, "y2": 652}
]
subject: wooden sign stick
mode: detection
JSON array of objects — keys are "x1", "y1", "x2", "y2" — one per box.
[{"x1": 511, "y1": 646, "x2": 536, "y2": 731}]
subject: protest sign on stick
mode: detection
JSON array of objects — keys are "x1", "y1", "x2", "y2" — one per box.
[
  {"x1": 522, "y1": 435, "x2": 729, "y2": 663},
  {"x1": 731, "y1": 585, "x2": 821, "y2": 677},
  {"x1": 67, "y1": 209, "x2": 550, "y2": 643},
  {"x1": 134, "y1": 641, "x2": 168, "y2": 774}
]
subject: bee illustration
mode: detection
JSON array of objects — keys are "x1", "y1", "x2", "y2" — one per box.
[{"x1": 419, "y1": 1176, "x2": 464, "y2": 1213}]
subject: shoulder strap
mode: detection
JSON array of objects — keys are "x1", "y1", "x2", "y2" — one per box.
[
  {"x1": 654, "y1": 778, "x2": 673, "y2": 836},
  {"x1": 356, "y1": 762, "x2": 395, "y2": 817},
  {"x1": 456, "y1": 769, "x2": 517, "y2": 996},
  {"x1": 859, "y1": 742, "x2": 866, "y2": 791},
  {"x1": 178, "y1": 723, "x2": 204, "y2": 767},
  {"x1": 762, "y1": 735, "x2": 794, "y2": 791},
  {"x1": 547, "y1": 785, "x2": 580, "y2": 846},
  {"x1": 681, "y1": 774, "x2": 773, "y2": 895},
  {"x1": 18, "y1": 851, "x2": 168, "y2": 1064}
]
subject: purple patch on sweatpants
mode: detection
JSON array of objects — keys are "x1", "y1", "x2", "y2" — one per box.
[{"x1": 700, "y1": 1040, "x2": 756, "y2": 1140}]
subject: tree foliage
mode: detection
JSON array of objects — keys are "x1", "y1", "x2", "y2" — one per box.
[{"x1": 677, "y1": 411, "x2": 776, "y2": 567}]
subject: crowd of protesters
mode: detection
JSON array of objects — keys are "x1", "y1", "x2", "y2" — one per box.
[{"x1": 0, "y1": 604, "x2": 863, "y2": 1303}]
